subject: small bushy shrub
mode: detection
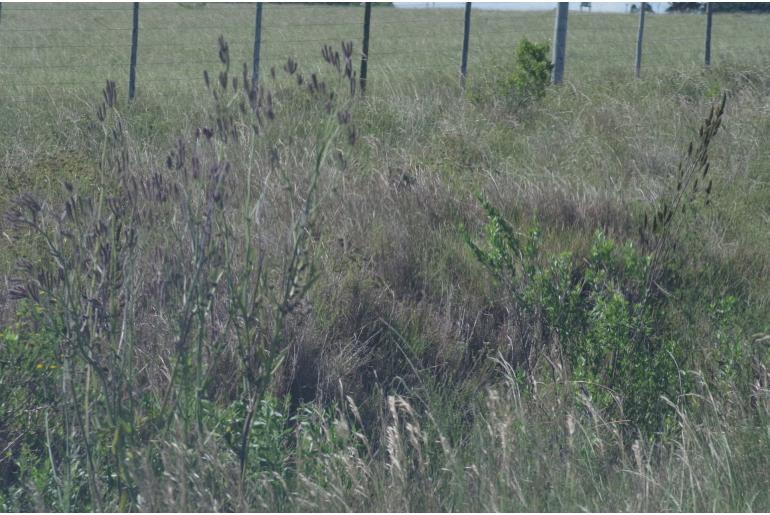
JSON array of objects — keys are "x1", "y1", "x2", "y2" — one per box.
[
  {"x1": 470, "y1": 38, "x2": 553, "y2": 109},
  {"x1": 462, "y1": 96, "x2": 744, "y2": 434},
  {"x1": 505, "y1": 39, "x2": 553, "y2": 103},
  {"x1": 463, "y1": 200, "x2": 680, "y2": 431}
]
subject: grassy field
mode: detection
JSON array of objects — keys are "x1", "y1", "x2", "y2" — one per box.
[
  {"x1": 1, "y1": 4, "x2": 768, "y2": 99},
  {"x1": 1, "y1": 4, "x2": 769, "y2": 512}
]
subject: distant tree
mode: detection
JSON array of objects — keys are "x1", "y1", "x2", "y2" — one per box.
[
  {"x1": 666, "y1": 2, "x2": 770, "y2": 12},
  {"x1": 630, "y1": 2, "x2": 654, "y2": 13},
  {"x1": 710, "y1": 2, "x2": 770, "y2": 12},
  {"x1": 666, "y1": 2, "x2": 704, "y2": 13}
]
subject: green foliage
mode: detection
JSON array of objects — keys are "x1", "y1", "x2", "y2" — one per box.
[
  {"x1": 463, "y1": 180, "x2": 759, "y2": 435},
  {"x1": 0, "y1": 301, "x2": 62, "y2": 496},
  {"x1": 504, "y1": 39, "x2": 554, "y2": 104},
  {"x1": 468, "y1": 38, "x2": 553, "y2": 109},
  {"x1": 701, "y1": 295, "x2": 757, "y2": 395},
  {"x1": 221, "y1": 396, "x2": 292, "y2": 474},
  {"x1": 464, "y1": 199, "x2": 682, "y2": 431}
]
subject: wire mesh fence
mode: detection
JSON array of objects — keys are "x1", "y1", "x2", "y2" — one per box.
[{"x1": 0, "y1": 2, "x2": 767, "y2": 104}]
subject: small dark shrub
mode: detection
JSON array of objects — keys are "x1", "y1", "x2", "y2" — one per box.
[
  {"x1": 463, "y1": 201, "x2": 679, "y2": 432},
  {"x1": 505, "y1": 39, "x2": 553, "y2": 103},
  {"x1": 470, "y1": 38, "x2": 553, "y2": 109}
]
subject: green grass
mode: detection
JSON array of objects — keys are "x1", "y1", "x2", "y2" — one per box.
[
  {"x1": 1, "y1": 4, "x2": 769, "y2": 512},
  {"x1": 0, "y1": 5, "x2": 768, "y2": 106}
]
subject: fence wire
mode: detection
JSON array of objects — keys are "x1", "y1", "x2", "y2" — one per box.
[{"x1": 0, "y1": 3, "x2": 767, "y2": 104}]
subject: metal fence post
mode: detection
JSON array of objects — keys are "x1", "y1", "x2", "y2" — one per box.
[
  {"x1": 128, "y1": 2, "x2": 139, "y2": 100},
  {"x1": 704, "y1": 2, "x2": 713, "y2": 66},
  {"x1": 360, "y1": 3, "x2": 372, "y2": 95},
  {"x1": 253, "y1": 3, "x2": 263, "y2": 83},
  {"x1": 635, "y1": 2, "x2": 646, "y2": 78},
  {"x1": 552, "y1": 2, "x2": 568, "y2": 85},
  {"x1": 460, "y1": 2, "x2": 472, "y2": 89}
]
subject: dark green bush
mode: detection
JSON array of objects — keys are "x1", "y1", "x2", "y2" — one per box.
[
  {"x1": 505, "y1": 39, "x2": 553, "y2": 103},
  {"x1": 470, "y1": 38, "x2": 553, "y2": 109},
  {"x1": 459, "y1": 97, "x2": 752, "y2": 434},
  {"x1": 463, "y1": 199, "x2": 681, "y2": 432}
]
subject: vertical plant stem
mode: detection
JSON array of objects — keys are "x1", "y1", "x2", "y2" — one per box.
[
  {"x1": 44, "y1": 411, "x2": 65, "y2": 509},
  {"x1": 69, "y1": 361, "x2": 102, "y2": 511}
]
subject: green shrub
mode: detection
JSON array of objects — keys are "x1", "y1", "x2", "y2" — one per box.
[
  {"x1": 0, "y1": 300, "x2": 62, "y2": 491},
  {"x1": 505, "y1": 39, "x2": 553, "y2": 103},
  {"x1": 220, "y1": 396, "x2": 292, "y2": 475},
  {"x1": 460, "y1": 95, "x2": 748, "y2": 433},
  {"x1": 463, "y1": 198, "x2": 681, "y2": 432},
  {"x1": 470, "y1": 38, "x2": 553, "y2": 109}
]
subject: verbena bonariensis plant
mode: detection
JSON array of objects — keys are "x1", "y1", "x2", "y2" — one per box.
[{"x1": 4, "y1": 37, "x2": 359, "y2": 510}]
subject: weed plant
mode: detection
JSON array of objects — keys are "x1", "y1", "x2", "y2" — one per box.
[{"x1": 469, "y1": 38, "x2": 553, "y2": 112}]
